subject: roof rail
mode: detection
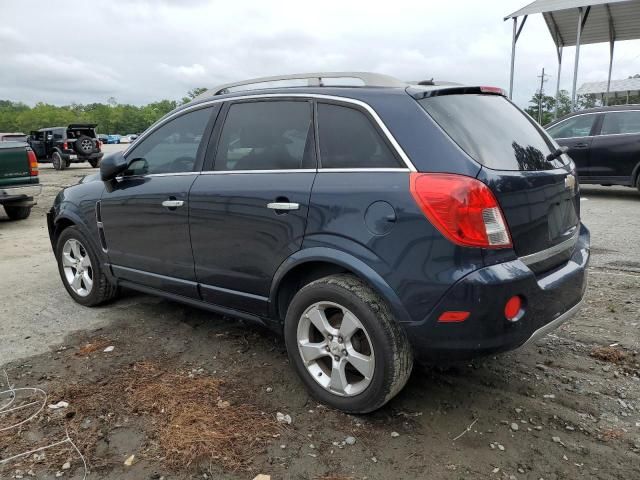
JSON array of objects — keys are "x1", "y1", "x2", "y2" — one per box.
[{"x1": 197, "y1": 72, "x2": 406, "y2": 99}]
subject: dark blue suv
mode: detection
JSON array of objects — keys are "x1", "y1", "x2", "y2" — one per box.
[{"x1": 47, "y1": 73, "x2": 590, "y2": 413}]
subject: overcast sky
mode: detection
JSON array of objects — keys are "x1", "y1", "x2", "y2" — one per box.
[{"x1": 2, "y1": 0, "x2": 639, "y2": 109}]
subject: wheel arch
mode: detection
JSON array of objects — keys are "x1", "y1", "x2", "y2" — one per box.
[
  {"x1": 269, "y1": 247, "x2": 411, "y2": 326},
  {"x1": 50, "y1": 211, "x2": 101, "y2": 260}
]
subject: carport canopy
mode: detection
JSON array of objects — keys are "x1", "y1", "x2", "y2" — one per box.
[{"x1": 504, "y1": 0, "x2": 640, "y2": 112}]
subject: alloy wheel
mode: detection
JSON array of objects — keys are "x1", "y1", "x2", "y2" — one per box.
[
  {"x1": 296, "y1": 301, "x2": 375, "y2": 397},
  {"x1": 61, "y1": 238, "x2": 93, "y2": 297}
]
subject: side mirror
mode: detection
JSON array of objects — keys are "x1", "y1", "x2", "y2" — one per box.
[{"x1": 100, "y1": 151, "x2": 128, "y2": 181}]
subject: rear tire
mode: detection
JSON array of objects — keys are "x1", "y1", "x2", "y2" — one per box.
[
  {"x1": 88, "y1": 158, "x2": 99, "y2": 168},
  {"x1": 4, "y1": 205, "x2": 31, "y2": 220},
  {"x1": 284, "y1": 274, "x2": 413, "y2": 413},
  {"x1": 52, "y1": 151, "x2": 65, "y2": 170},
  {"x1": 55, "y1": 226, "x2": 118, "y2": 306}
]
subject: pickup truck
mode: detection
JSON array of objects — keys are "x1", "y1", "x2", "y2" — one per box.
[{"x1": 0, "y1": 141, "x2": 41, "y2": 220}]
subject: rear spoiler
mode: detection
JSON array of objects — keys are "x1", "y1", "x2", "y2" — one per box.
[
  {"x1": 408, "y1": 85, "x2": 507, "y2": 100},
  {"x1": 68, "y1": 123, "x2": 98, "y2": 129}
]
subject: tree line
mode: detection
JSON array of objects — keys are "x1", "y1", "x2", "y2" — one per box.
[
  {"x1": 525, "y1": 74, "x2": 640, "y2": 125},
  {"x1": 0, "y1": 88, "x2": 208, "y2": 135}
]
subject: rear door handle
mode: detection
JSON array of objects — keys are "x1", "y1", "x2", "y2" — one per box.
[
  {"x1": 571, "y1": 143, "x2": 589, "y2": 149},
  {"x1": 267, "y1": 202, "x2": 299, "y2": 211},
  {"x1": 162, "y1": 199, "x2": 184, "y2": 208}
]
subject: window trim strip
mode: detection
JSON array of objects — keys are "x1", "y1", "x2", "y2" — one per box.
[{"x1": 124, "y1": 93, "x2": 417, "y2": 173}]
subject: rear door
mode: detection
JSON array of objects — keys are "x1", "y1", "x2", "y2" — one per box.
[
  {"x1": 546, "y1": 113, "x2": 599, "y2": 179},
  {"x1": 100, "y1": 105, "x2": 218, "y2": 297},
  {"x1": 589, "y1": 110, "x2": 640, "y2": 184},
  {"x1": 419, "y1": 93, "x2": 579, "y2": 261},
  {"x1": 189, "y1": 99, "x2": 316, "y2": 314}
]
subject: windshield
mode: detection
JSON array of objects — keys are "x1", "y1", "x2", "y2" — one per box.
[{"x1": 419, "y1": 94, "x2": 567, "y2": 171}]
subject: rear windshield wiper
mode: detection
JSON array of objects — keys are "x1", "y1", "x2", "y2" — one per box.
[{"x1": 546, "y1": 146, "x2": 568, "y2": 162}]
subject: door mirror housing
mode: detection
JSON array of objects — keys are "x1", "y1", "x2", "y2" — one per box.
[{"x1": 100, "y1": 151, "x2": 129, "y2": 181}]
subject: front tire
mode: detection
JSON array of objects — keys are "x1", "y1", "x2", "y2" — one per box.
[
  {"x1": 55, "y1": 226, "x2": 118, "y2": 306},
  {"x1": 4, "y1": 205, "x2": 31, "y2": 220},
  {"x1": 284, "y1": 274, "x2": 413, "y2": 413}
]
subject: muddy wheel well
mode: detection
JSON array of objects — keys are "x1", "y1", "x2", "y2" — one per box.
[
  {"x1": 53, "y1": 218, "x2": 75, "y2": 246},
  {"x1": 275, "y1": 261, "x2": 350, "y2": 322}
]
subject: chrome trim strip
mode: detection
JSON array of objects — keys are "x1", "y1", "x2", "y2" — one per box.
[
  {"x1": 126, "y1": 93, "x2": 417, "y2": 172},
  {"x1": 318, "y1": 168, "x2": 410, "y2": 173},
  {"x1": 146, "y1": 172, "x2": 199, "y2": 177},
  {"x1": 0, "y1": 184, "x2": 42, "y2": 197},
  {"x1": 521, "y1": 299, "x2": 583, "y2": 348},
  {"x1": 519, "y1": 229, "x2": 580, "y2": 266},
  {"x1": 200, "y1": 169, "x2": 316, "y2": 175}
]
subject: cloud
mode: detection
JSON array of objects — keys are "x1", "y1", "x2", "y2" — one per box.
[{"x1": 1, "y1": 0, "x2": 639, "y2": 107}]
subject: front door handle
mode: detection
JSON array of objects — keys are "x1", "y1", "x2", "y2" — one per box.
[
  {"x1": 162, "y1": 199, "x2": 184, "y2": 209},
  {"x1": 267, "y1": 202, "x2": 300, "y2": 211},
  {"x1": 571, "y1": 143, "x2": 589, "y2": 149}
]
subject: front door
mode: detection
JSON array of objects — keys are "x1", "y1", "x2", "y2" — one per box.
[
  {"x1": 589, "y1": 110, "x2": 640, "y2": 183},
  {"x1": 547, "y1": 113, "x2": 599, "y2": 179},
  {"x1": 100, "y1": 105, "x2": 217, "y2": 298},
  {"x1": 29, "y1": 131, "x2": 46, "y2": 159},
  {"x1": 189, "y1": 99, "x2": 316, "y2": 314}
]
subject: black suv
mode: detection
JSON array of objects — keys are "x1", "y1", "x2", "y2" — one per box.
[
  {"x1": 546, "y1": 105, "x2": 640, "y2": 191},
  {"x1": 47, "y1": 73, "x2": 590, "y2": 413},
  {"x1": 29, "y1": 124, "x2": 103, "y2": 170}
]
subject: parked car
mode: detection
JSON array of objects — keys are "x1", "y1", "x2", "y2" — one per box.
[
  {"x1": 28, "y1": 124, "x2": 104, "y2": 170},
  {"x1": 0, "y1": 132, "x2": 28, "y2": 143},
  {"x1": 0, "y1": 141, "x2": 40, "y2": 219},
  {"x1": 97, "y1": 134, "x2": 109, "y2": 145},
  {"x1": 47, "y1": 73, "x2": 590, "y2": 413},
  {"x1": 546, "y1": 105, "x2": 640, "y2": 191},
  {"x1": 106, "y1": 134, "x2": 121, "y2": 144}
]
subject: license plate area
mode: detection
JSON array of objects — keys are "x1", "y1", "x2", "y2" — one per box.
[{"x1": 548, "y1": 199, "x2": 578, "y2": 241}]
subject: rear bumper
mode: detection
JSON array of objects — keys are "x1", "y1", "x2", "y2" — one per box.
[
  {"x1": 62, "y1": 152, "x2": 103, "y2": 162},
  {"x1": 0, "y1": 184, "x2": 41, "y2": 206},
  {"x1": 405, "y1": 223, "x2": 590, "y2": 361}
]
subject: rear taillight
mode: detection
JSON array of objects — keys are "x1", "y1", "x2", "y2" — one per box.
[
  {"x1": 63, "y1": 141, "x2": 68, "y2": 150},
  {"x1": 410, "y1": 173, "x2": 512, "y2": 249},
  {"x1": 27, "y1": 149, "x2": 38, "y2": 176}
]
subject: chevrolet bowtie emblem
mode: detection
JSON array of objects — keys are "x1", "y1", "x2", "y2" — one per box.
[{"x1": 565, "y1": 174, "x2": 576, "y2": 191}]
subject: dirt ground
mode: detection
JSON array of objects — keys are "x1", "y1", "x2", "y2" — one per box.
[{"x1": 1, "y1": 158, "x2": 639, "y2": 480}]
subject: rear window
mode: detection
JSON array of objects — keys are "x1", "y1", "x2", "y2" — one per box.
[{"x1": 419, "y1": 94, "x2": 566, "y2": 171}]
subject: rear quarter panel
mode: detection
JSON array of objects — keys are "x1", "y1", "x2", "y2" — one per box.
[{"x1": 304, "y1": 171, "x2": 485, "y2": 325}]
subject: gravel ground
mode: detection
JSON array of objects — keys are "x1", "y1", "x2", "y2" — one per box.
[{"x1": 0, "y1": 161, "x2": 638, "y2": 480}]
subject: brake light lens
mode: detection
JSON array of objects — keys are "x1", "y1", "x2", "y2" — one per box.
[
  {"x1": 63, "y1": 141, "x2": 68, "y2": 150},
  {"x1": 27, "y1": 149, "x2": 38, "y2": 176},
  {"x1": 480, "y1": 86, "x2": 506, "y2": 96},
  {"x1": 438, "y1": 311, "x2": 470, "y2": 323},
  {"x1": 410, "y1": 173, "x2": 512, "y2": 248}
]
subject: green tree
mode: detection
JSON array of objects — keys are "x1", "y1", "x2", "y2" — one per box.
[
  {"x1": 0, "y1": 91, "x2": 191, "y2": 134},
  {"x1": 181, "y1": 87, "x2": 208, "y2": 105}
]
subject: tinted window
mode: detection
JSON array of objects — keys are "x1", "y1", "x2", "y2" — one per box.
[
  {"x1": 317, "y1": 103, "x2": 401, "y2": 169},
  {"x1": 547, "y1": 114, "x2": 596, "y2": 139},
  {"x1": 215, "y1": 101, "x2": 313, "y2": 171},
  {"x1": 600, "y1": 111, "x2": 640, "y2": 135},
  {"x1": 126, "y1": 107, "x2": 212, "y2": 175},
  {"x1": 419, "y1": 94, "x2": 565, "y2": 171}
]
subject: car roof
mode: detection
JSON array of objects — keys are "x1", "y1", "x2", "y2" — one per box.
[{"x1": 548, "y1": 104, "x2": 640, "y2": 127}]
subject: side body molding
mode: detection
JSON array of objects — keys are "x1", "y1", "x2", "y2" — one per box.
[{"x1": 269, "y1": 246, "x2": 412, "y2": 325}]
